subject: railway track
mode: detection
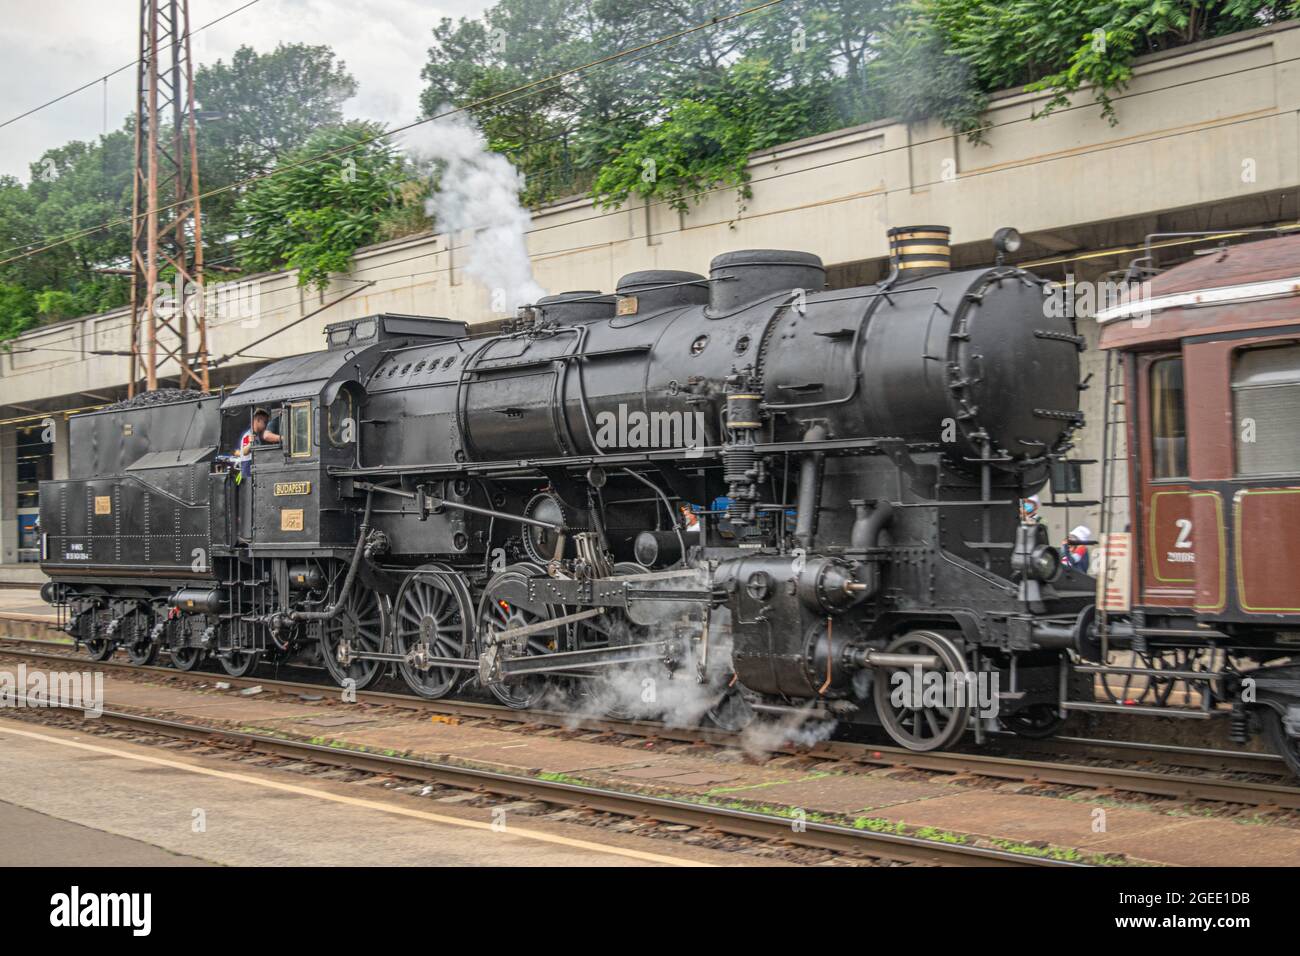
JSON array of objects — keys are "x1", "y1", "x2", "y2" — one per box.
[
  {"x1": 3, "y1": 700, "x2": 1067, "y2": 867},
  {"x1": 3, "y1": 635, "x2": 1296, "y2": 810}
]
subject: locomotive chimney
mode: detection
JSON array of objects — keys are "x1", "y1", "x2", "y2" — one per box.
[{"x1": 887, "y1": 225, "x2": 951, "y2": 277}]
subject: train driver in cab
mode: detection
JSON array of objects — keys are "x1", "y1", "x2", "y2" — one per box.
[{"x1": 237, "y1": 407, "x2": 281, "y2": 457}]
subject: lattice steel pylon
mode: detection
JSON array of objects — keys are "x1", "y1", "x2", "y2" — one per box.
[{"x1": 128, "y1": 0, "x2": 209, "y2": 395}]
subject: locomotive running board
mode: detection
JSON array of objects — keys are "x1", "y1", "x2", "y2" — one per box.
[{"x1": 330, "y1": 436, "x2": 905, "y2": 481}]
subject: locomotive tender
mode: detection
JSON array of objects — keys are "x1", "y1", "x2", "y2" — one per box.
[{"x1": 40, "y1": 225, "x2": 1105, "y2": 752}]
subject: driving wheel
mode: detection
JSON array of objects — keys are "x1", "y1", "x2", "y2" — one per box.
[
  {"x1": 872, "y1": 630, "x2": 972, "y2": 752},
  {"x1": 394, "y1": 564, "x2": 473, "y2": 699}
]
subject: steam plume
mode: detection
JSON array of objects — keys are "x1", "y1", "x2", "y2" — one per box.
[{"x1": 401, "y1": 109, "x2": 546, "y2": 310}]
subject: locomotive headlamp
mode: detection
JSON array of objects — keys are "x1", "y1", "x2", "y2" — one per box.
[
  {"x1": 1028, "y1": 544, "x2": 1061, "y2": 582},
  {"x1": 1011, "y1": 523, "x2": 1062, "y2": 588},
  {"x1": 992, "y1": 227, "x2": 1022, "y2": 255}
]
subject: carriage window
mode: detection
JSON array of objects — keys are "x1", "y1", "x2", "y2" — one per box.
[
  {"x1": 288, "y1": 402, "x2": 312, "y2": 458},
  {"x1": 1149, "y1": 356, "x2": 1187, "y2": 479},
  {"x1": 327, "y1": 391, "x2": 353, "y2": 446},
  {"x1": 1232, "y1": 343, "x2": 1300, "y2": 476}
]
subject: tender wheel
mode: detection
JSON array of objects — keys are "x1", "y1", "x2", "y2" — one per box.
[
  {"x1": 477, "y1": 562, "x2": 567, "y2": 709},
  {"x1": 125, "y1": 636, "x2": 158, "y2": 667},
  {"x1": 72, "y1": 608, "x2": 114, "y2": 661},
  {"x1": 171, "y1": 646, "x2": 204, "y2": 671},
  {"x1": 123, "y1": 606, "x2": 159, "y2": 666},
  {"x1": 872, "y1": 630, "x2": 971, "y2": 752},
  {"x1": 1263, "y1": 708, "x2": 1300, "y2": 779},
  {"x1": 320, "y1": 587, "x2": 387, "y2": 690},
  {"x1": 394, "y1": 565, "x2": 473, "y2": 699},
  {"x1": 84, "y1": 637, "x2": 116, "y2": 662}
]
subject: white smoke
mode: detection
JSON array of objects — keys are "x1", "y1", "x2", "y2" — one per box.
[
  {"x1": 738, "y1": 708, "x2": 837, "y2": 758},
  {"x1": 512, "y1": 562, "x2": 843, "y2": 755},
  {"x1": 550, "y1": 573, "x2": 840, "y2": 754},
  {"x1": 551, "y1": 568, "x2": 737, "y2": 730},
  {"x1": 553, "y1": 619, "x2": 726, "y2": 730},
  {"x1": 401, "y1": 109, "x2": 546, "y2": 310}
]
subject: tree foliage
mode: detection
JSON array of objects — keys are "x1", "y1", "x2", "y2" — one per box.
[
  {"x1": 420, "y1": 0, "x2": 898, "y2": 207},
  {"x1": 591, "y1": 58, "x2": 837, "y2": 213},
  {"x1": 196, "y1": 44, "x2": 359, "y2": 254},
  {"x1": 0, "y1": 281, "x2": 38, "y2": 342},
  {"x1": 0, "y1": 43, "x2": 362, "y2": 341},
  {"x1": 423, "y1": 0, "x2": 1299, "y2": 206},
  {"x1": 235, "y1": 122, "x2": 411, "y2": 289},
  {"x1": 0, "y1": 132, "x2": 135, "y2": 338},
  {"x1": 882, "y1": 0, "x2": 1300, "y2": 133}
]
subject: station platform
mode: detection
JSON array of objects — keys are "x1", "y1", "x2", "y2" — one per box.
[{"x1": 0, "y1": 565, "x2": 46, "y2": 587}]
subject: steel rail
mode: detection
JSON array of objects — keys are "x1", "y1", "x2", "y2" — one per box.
[
  {"x1": 2, "y1": 638, "x2": 1295, "y2": 808},
  {"x1": 2, "y1": 702, "x2": 1065, "y2": 867}
]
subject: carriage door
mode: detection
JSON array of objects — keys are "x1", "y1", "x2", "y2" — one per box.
[
  {"x1": 1137, "y1": 352, "x2": 1197, "y2": 608},
  {"x1": 1229, "y1": 341, "x2": 1300, "y2": 615}
]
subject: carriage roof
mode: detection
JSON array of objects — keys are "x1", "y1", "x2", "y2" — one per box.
[{"x1": 1097, "y1": 232, "x2": 1300, "y2": 350}]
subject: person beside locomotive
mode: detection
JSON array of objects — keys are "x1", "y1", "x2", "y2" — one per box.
[{"x1": 1062, "y1": 525, "x2": 1092, "y2": 573}]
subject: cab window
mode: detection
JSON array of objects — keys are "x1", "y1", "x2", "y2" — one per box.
[
  {"x1": 288, "y1": 401, "x2": 312, "y2": 458},
  {"x1": 328, "y1": 391, "x2": 354, "y2": 446},
  {"x1": 1232, "y1": 342, "x2": 1300, "y2": 476},
  {"x1": 1149, "y1": 356, "x2": 1187, "y2": 479}
]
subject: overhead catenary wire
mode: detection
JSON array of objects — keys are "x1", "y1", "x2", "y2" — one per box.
[{"x1": 0, "y1": 0, "x2": 264, "y2": 133}]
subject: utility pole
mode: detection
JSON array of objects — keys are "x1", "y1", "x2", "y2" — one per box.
[{"x1": 128, "y1": 0, "x2": 209, "y2": 395}]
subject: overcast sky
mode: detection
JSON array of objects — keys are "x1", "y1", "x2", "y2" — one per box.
[{"x1": 0, "y1": 0, "x2": 492, "y2": 181}]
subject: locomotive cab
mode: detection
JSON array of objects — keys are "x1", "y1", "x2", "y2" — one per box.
[
  {"x1": 223, "y1": 367, "x2": 357, "y2": 551},
  {"x1": 219, "y1": 314, "x2": 469, "y2": 553}
]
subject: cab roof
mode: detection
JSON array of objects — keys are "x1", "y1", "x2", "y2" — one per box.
[
  {"x1": 221, "y1": 349, "x2": 361, "y2": 409},
  {"x1": 221, "y1": 313, "x2": 470, "y2": 410}
]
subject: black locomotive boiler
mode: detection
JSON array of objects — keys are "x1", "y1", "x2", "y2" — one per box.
[{"x1": 39, "y1": 225, "x2": 1096, "y2": 752}]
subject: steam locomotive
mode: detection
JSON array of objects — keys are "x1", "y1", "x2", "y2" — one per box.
[{"x1": 39, "y1": 225, "x2": 1099, "y2": 752}]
